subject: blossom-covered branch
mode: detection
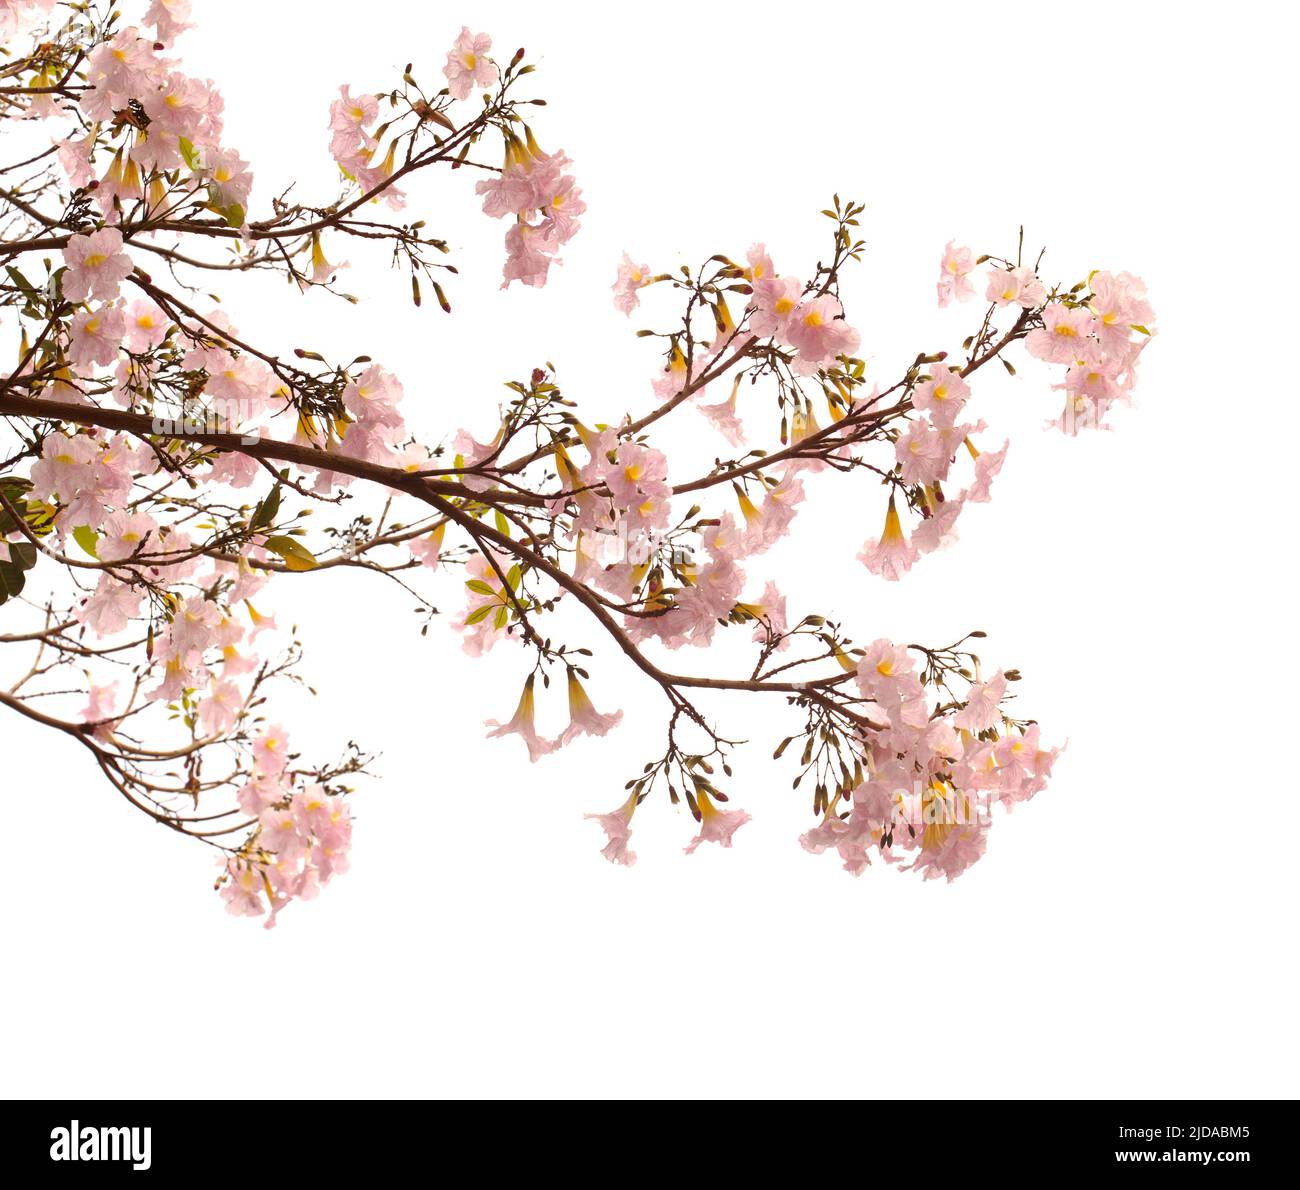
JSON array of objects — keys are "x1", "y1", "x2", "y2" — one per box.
[{"x1": 1, "y1": 1, "x2": 1154, "y2": 924}]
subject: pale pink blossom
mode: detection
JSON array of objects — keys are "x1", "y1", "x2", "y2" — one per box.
[
  {"x1": 253, "y1": 725, "x2": 290, "y2": 776},
  {"x1": 443, "y1": 27, "x2": 498, "y2": 101},
  {"x1": 954, "y1": 671, "x2": 1007, "y2": 733},
  {"x1": 937, "y1": 240, "x2": 976, "y2": 307},
  {"x1": 1088, "y1": 270, "x2": 1154, "y2": 348},
  {"x1": 911, "y1": 364, "x2": 970, "y2": 427},
  {"x1": 203, "y1": 147, "x2": 253, "y2": 211},
  {"x1": 584, "y1": 789, "x2": 639, "y2": 867},
  {"x1": 67, "y1": 303, "x2": 126, "y2": 369},
  {"x1": 856, "y1": 639, "x2": 921, "y2": 705},
  {"x1": 784, "y1": 294, "x2": 861, "y2": 375},
  {"x1": 912, "y1": 493, "x2": 964, "y2": 555},
  {"x1": 985, "y1": 265, "x2": 1046, "y2": 309},
  {"x1": 62, "y1": 228, "x2": 133, "y2": 303},
  {"x1": 219, "y1": 859, "x2": 266, "y2": 919},
  {"x1": 485, "y1": 675, "x2": 556, "y2": 762},
  {"x1": 198, "y1": 678, "x2": 242, "y2": 736},
  {"x1": 684, "y1": 789, "x2": 751, "y2": 855},
  {"x1": 612, "y1": 252, "x2": 650, "y2": 315},
  {"x1": 895, "y1": 419, "x2": 949, "y2": 485},
  {"x1": 1025, "y1": 303, "x2": 1097, "y2": 364},
  {"x1": 749, "y1": 274, "x2": 802, "y2": 340},
  {"x1": 858, "y1": 496, "x2": 918, "y2": 582},
  {"x1": 144, "y1": 0, "x2": 192, "y2": 44},
  {"x1": 97, "y1": 511, "x2": 157, "y2": 562},
  {"x1": 260, "y1": 805, "x2": 307, "y2": 862},
  {"x1": 82, "y1": 681, "x2": 119, "y2": 725},
  {"x1": 748, "y1": 580, "x2": 788, "y2": 650},
  {"x1": 697, "y1": 375, "x2": 746, "y2": 446},
  {"x1": 122, "y1": 299, "x2": 168, "y2": 354},
  {"x1": 558, "y1": 671, "x2": 623, "y2": 746},
  {"x1": 78, "y1": 574, "x2": 141, "y2": 636},
  {"x1": 965, "y1": 439, "x2": 1008, "y2": 503}
]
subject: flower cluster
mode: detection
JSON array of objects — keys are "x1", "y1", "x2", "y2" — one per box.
[
  {"x1": 475, "y1": 124, "x2": 585, "y2": 288},
  {"x1": 798, "y1": 641, "x2": 1059, "y2": 880},
  {"x1": 220, "y1": 728, "x2": 354, "y2": 928}
]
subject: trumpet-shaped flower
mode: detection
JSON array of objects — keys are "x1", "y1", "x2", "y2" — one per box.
[
  {"x1": 485, "y1": 675, "x2": 556, "y2": 762},
  {"x1": 684, "y1": 789, "x2": 751, "y2": 855}
]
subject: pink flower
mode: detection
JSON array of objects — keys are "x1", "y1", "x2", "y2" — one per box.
[
  {"x1": 485, "y1": 675, "x2": 556, "y2": 762},
  {"x1": 858, "y1": 496, "x2": 918, "y2": 582},
  {"x1": 29, "y1": 431, "x2": 98, "y2": 502},
  {"x1": 784, "y1": 294, "x2": 861, "y2": 375},
  {"x1": 748, "y1": 580, "x2": 788, "y2": 650},
  {"x1": 253, "y1": 725, "x2": 290, "y2": 776},
  {"x1": 237, "y1": 772, "x2": 285, "y2": 817},
  {"x1": 684, "y1": 789, "x2": 751, "y2": 855},
  {"x1": 612, "y1": 252, "x2": 650, "y2": 315},
  {"x1": 260, "y1": 806, "x2": 307, "y2": 862},
  {"x1": 67, "y1": 303, "x2": 126, "y2": 369},
  {"x1": 698, "y1": 374, "x2": 746, "y2": 446},
  {"x1": 800, "y1": 813, "x2": 871, "y2": 876},
  {"x1": 1025, "y1": 303, "x2": 1097, "y2": 364},
  {"x1": 985, "y1": 265, "x2": 1045, "y2": 309},
  {"x1": 78, "y1": 574, "x2": 141, "y2": 636},
  {"x1": 856, "y1": 639, "x2": 921, "y2": 705},
  {"x1": 144, "y1": 0, "x2": 192, "y2": 44},
  {"x1": 204, "y1": 147, "x2": 253, "y2": 211},
  {"x1": 501, "y1": 220, "x2": 557, "y2": 289},
  {"x1": 937, "y1": 241, "x2": 975, "y2": 307},
  {"x1": 584, "y1": 790, "x2": 639, "y2": 867},
  {"x1": 911, "y1": 364, "x2": 970, "y2": 427},
  {"x1": 954, "y1": 671, "x2": 1007, "y2": 733},
  {"x1": 443, "y1": 27, "x2": 498, "y2": 101},
  {"x1": 122, "y1": 299, "x2": 167, "y2": 353},
  {"x1": 603, "y1": 442, "x2": 670, "y2": 508},
  {"x1": 329, "y1": 84, "x2": 377, "y2": 141},
  {"x1": 409, "y1": 522, "x2": 446, "y2": 570},
  {"x1": 198, "y1": 678, "x2": 242, "y2": 736},
  {"x1": 895, "y1": 419, "x2": 949, "y2": 485},
  {"x1": 1088, "y1": 270, "x2": 1155, "y2": 349},
  {"x1": 558, "y1": 671, "x2": 623, "y2": 746},
  {"x1": 219, "y1": 859, "x2": 266, "y2": 919},
  {"x1": 97, "y1": 511, "x2": 157, "y2": 562},
  {"x1": 82, "y1": 681, "x2": 119, "y2": 725},
  {"x1": 741, "y1": 472, "x2": 804, "y2": 555},
  {"x1": 62, "y1": 228, "x2": 133, "y2": 303},
  {"x1": 749, "y1": 274, "x2": 802, "y2": 340},
  {"x1": 913, "y1": 492, "x2": 964, "y2": 555},
  {"x1": 965, "y1": 438, "x2": 1008, "y2": 503}
]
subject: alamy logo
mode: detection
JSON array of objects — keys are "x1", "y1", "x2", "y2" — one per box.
[{"x1": 50, "y1": 1120, "x2": 152, "y2": 1171}]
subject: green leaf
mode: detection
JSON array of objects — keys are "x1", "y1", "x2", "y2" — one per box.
[
  {"x1": 0, "y1": 558, "x2": 27, "y2": 605},
  {"x1": 263, "y1": 534, "x2": 319, "y2": 571},
  {"x1": 463, "y1": 604, "x2": 494, "y2": 625},
  {"x1": 251, "y1": 484, "x2": 281, "y2": 530},
  {"x1": 9, "y1": 542, "x2": 37, "y2": 571},
  {"x1": 4, "y1": 265, "x2": 37, "y2": 299},
  {"x1": 178, "y1": 137, "x2": 200, "y2": 170},
  {"x1": 465, "y1": 579, "x2": 497, "y2": 596},
  {"x1": 73, "y1": 525, "x2": 99, "y2": 559},
  {"x1": 505, "y1": 565, "x2": 521, "y2": 592},
  {"x1": 494, "y1": 510, "x2": 510, "y2": 537}
]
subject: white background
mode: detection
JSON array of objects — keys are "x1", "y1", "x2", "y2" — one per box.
[{"x1": 2, "y1": 0, "x2": 1295, "y2": 1099}]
